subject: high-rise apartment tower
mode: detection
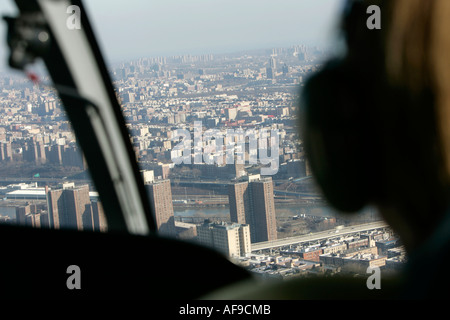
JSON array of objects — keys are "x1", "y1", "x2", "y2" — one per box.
[{"x1": 228, "y1": 175, "x2": 277, "y2": 243}]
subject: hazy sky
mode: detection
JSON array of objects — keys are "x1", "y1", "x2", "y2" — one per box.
[{"x1": 0, "y1": 0, "x2": 345, "y2": 69}]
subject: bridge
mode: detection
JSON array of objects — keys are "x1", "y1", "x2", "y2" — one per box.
[{"x1": 251, "y1": 221, "x2": 389, "y2": 251}]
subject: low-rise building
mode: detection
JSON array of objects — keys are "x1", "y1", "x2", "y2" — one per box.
[{"x1": 197, "y1": 221, "x2": 251, "y2": 257}]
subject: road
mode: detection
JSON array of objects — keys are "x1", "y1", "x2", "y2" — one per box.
[
  {"x1": 0, "y1": 177, "x2": 93, "y2": 185},
  {"x1": 251, "y1": 221, "x2": 389, "y2": 251}
]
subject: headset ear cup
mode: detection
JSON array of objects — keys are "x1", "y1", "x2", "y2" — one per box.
[{"x1": 300, "y1": 61, "x2": 368, "y2": 213}]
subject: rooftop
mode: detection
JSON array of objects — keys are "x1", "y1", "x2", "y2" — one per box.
[{"x1": 5, "y1": 189, "x2": 99, "y2": 200}]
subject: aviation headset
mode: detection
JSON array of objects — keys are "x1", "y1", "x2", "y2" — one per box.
[
  {"x1": 300, "y1": 0, "x2": 450, "y2": 299},
  {"x1": 300, "y1": 0, "x2": 445, "y2": 214},
  {"x1": 300, "y1": 0, "x2": 384, "y2": 213}
]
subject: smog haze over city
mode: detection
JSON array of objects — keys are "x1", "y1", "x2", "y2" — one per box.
[{"x1": 0, "y1": 0, "x2": 345, "y2": 69}]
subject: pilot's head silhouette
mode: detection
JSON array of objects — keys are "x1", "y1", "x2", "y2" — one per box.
[
  {"x1": 302, "y1": 0, "x2": 450, "y2": 253},
  {"x1": 301, "y1": 0, "x2": 450, "y2": 298}
]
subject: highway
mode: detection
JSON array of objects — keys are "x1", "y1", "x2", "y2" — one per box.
[{"x1": 251, "y1": 220, "x2": 389, "y2": 251}]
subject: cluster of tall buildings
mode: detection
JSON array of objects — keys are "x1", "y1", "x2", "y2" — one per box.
[
  {"x1": 193, "y1": 174, "x2": 277, "y2": 257},
  {"x1": 141, "y1": 171, "x2": 277, "y2": 256},
  {"x1": 0, "y1": 139, "x2": 85, "y2": 169},
  {"x1": 2, "y1": 169, "x2": 278, "y2": 258},
  {"x1": 44, "y1": 172, "x2": 179, "y2": 237},
  {"x1": 46, "y1": 184, "x2": 106, "y2": 232},
  {"x1": 7, "y1": 182, "x2": 107, "y2": 232}
]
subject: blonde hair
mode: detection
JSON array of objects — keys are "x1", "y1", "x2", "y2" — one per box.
[{"x1": 384, "y1": 0, "x2": 450, "y2": 178}]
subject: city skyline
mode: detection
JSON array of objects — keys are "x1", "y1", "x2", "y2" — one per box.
[
  {"x1": 0, "y1": 0, "x2": 345, "y2": 70},
  {"x1": 87, "y1": 0, "x2": 345, "y2": 63}
]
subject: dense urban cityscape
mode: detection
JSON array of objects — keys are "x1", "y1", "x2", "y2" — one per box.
[{"x1": 0, "y1": 44, "x2": 406, "y2": 280}]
